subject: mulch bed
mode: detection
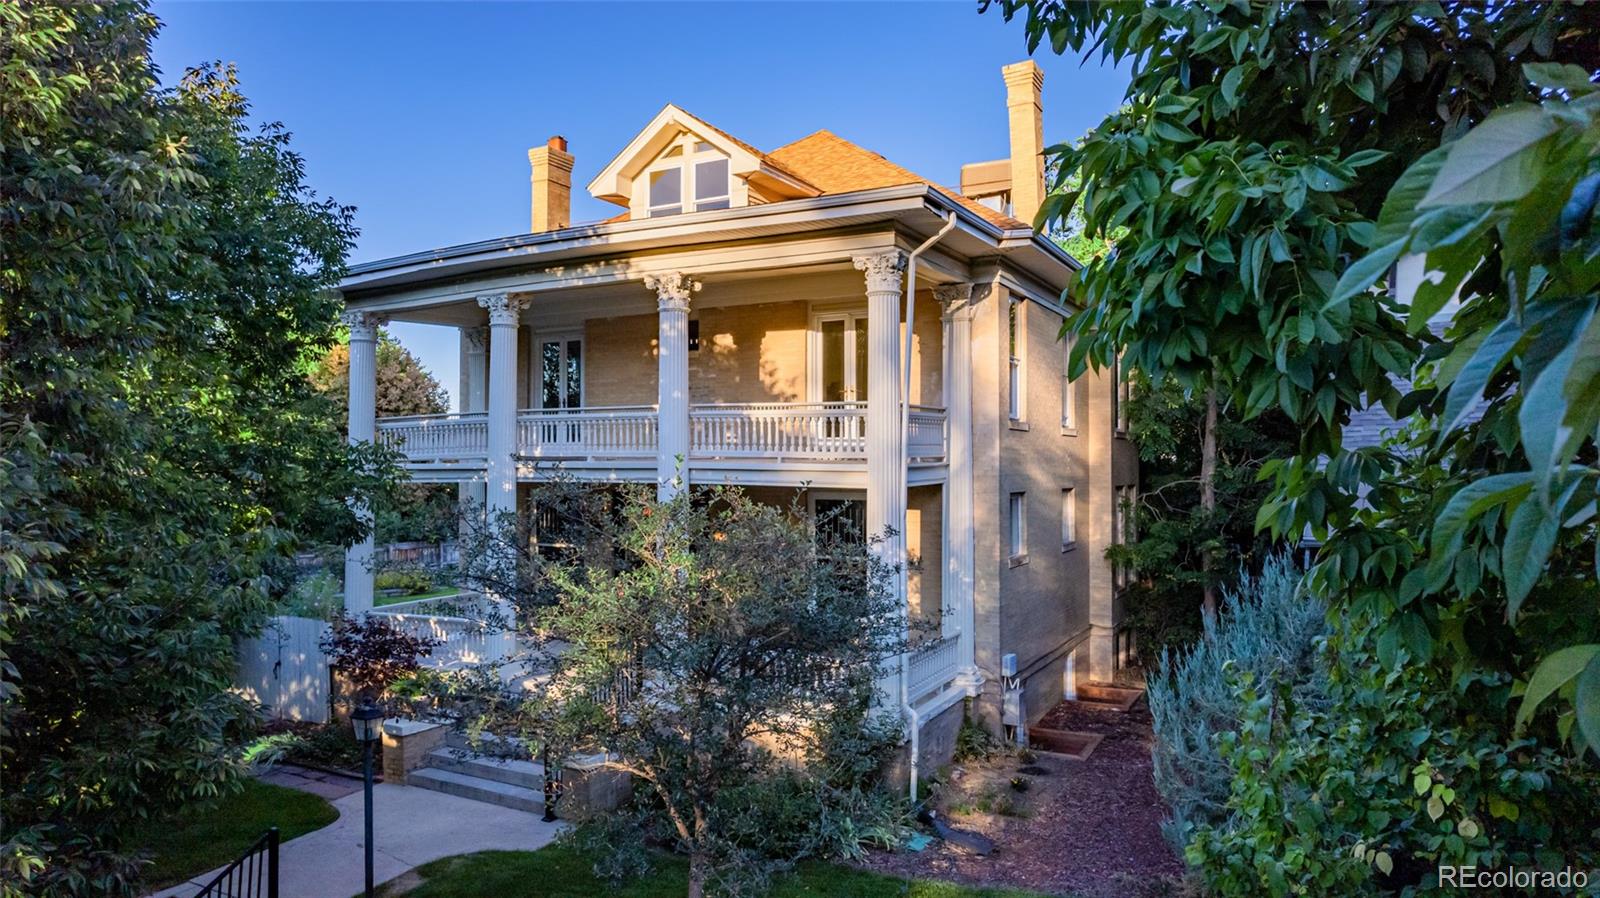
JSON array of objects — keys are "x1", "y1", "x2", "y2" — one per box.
[{"x1": 858, "y1": 697, "x2": 1189, "y2": 898}]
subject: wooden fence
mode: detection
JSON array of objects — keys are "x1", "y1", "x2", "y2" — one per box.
[{"x1": 236, "y1": 616, "x2": 332, "y2": 723}]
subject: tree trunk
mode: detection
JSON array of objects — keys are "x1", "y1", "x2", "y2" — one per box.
[
  {"x1": 1200, "y1": 386, "x2": 1219, "y2": 619},
  {"x1": 687, "y1": 850, "x2": 708, "y2": 898}
]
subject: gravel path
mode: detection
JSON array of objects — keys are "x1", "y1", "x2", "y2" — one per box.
[{"x1": 859, "y1": 699, "x2": 1187, "y2": 897}]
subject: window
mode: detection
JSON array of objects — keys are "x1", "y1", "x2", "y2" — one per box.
[
  {"x1": 1008, "y1": 300, "x2": 1027, "y2": 423},
  {"x1": 644, "y1": 134, "x2": 730, "y2": 217},
  {"x1": 1061, "y1": 487, "x2": 1077, "y2": 550},
  {"x1": 1113, "y1": 485, "x2": 1136, "y2": 589},
  {"x1": 1114, "y1": 354, "x2": 1132, "y2": 435},
  {"x1": 1060, "y1": 333, "x2": 1077, "y2": 433},
  {"x1": 1009, "y1": 492, "x2": 1028, "y2": 564}
]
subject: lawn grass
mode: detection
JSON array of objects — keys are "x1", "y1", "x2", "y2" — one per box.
[
  {"x1": 142, "y1": 778, "x2": 339, "y2": 890},
  {"x1": 390, "y1": 845, "x2": 1062, "y2": 898},
  {"x1": 375, "y1": 587, "x2": 461, "y2": 607}
]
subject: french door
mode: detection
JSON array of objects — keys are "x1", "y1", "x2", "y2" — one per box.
[
  {"x1": 534, "y1": 335, "x2": 584, "y2": 447},
  {"x1": 813, "y1": 312, "x2": 868, "y2": 442}
]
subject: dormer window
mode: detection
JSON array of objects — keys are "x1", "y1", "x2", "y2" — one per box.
[{"x1": 644, "y1": 134, "x2": 730, "y2": 217}]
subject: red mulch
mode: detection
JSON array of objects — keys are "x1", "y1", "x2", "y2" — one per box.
[{"x1": 858, "y1": 697, "x2": 1189, "y2": 897}]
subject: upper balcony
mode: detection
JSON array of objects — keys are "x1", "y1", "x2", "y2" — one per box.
[{"x1": 379, "y1": 402, "x2": 947, "y2": 481}]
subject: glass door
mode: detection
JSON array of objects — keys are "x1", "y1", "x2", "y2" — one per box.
[
  {"x1": 815, "y1": 313, "x2": 867, "y2": 442},
  {"x1": 537, "y1": 335, "x2": 583, "y2": 447}
]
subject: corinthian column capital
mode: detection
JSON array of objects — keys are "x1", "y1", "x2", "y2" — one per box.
[
  {"x1": 852, "y1": 251, "x2": 905, "y2": 295},
  {"x1": 933, "y1": 283, "x2": 977, "y2": 321},
  {"x1": 341, "y1": 310, "x2": 387, "y2": 341},
  {"x1": 476, "y1": 293, "x2": 529, "y2": 326},
  {"x1": 644, "y1": 272, "x2": 701, "y2": 313}
]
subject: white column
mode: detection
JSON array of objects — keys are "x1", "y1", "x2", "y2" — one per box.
[
  {"x1": 342, "y1": 310, "x2": 385, "y2": 614},
  {"x1": 645, "y1": 272, "x2": 699, "y2": 500},
  {"x1": 478, "y1": 294, "x2": 527, "y2": 518},
  {"x1": 457, "y1": 326, "x2": 488, "y2": 532},
  {"x1": 935, "y1": 284, "x2": 981, "y2": 690},
  {"x1": 855, "y1": 251, "x2": 908, "y2": 696}
]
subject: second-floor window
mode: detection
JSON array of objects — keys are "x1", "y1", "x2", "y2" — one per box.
[
  {"x1": 1061, "y1": 333, "x2": 1077, "y2": 433},
  {"x1": 1009, "y1": 491, "x2": 1028, "y2": 564},
  {"x1": 646, "y1": 138, "x2": 731, "y2": 217},
  {"x1": 1009, "y1": 300, "x2": 1027, "y2": 423},
  {"x1": 1114, "y1": 484, "x2": 1136, "y2": 589},
  {"x1": 1061, "y1": 487, "x2": 1077, "y2": 549}
]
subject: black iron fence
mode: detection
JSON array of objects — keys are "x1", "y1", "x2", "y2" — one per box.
[{"x1": 194, "y1": 826, "x2": 279, "y2": 898}]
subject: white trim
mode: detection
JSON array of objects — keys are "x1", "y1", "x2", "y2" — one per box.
[
  {"x1": 532, "y1": 331, "x2": 585, "y2": 411},
  {"x1": 807, "y1": 306, "x2": 869, "y2": 404}
]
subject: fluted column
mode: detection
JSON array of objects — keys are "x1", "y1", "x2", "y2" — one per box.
[
  {"x1": 855, "y1": 251, "x2": 908, "y2": 625},
  {"x1": 458, "y1": 326, "x2": 489, "y2": 533},
  {"x1": 645, "y1": 272, "x2": 699, "y2": 500},
  {"x1": 478, "y1": 294, "x2": 527, "y2": 518},
  {"x1": 936, "y1": 284, "x2": 981, "y2": 690},
  {"x1": 343, "y1": 310, "x2": 386, "y2": 614}
]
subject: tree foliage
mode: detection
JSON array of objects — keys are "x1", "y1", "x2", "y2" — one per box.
[
  {"x1": 308, "y1": 331, "x2": 449, "y2": 424},
  {"x1": 0, "y1": 3, "x2": 389, "y2": 893},
  {"x1": 442, "y1": 483, "x2": 908, "y2": 898}
]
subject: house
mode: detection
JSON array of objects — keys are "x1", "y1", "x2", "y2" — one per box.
[{"x1": 337, "y1": 61, "x2": 1139, "y2": 764}]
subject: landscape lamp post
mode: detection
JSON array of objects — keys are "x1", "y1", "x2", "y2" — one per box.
[{"x1": 351, "y1": 699, "x2": 383, "y2": 898}]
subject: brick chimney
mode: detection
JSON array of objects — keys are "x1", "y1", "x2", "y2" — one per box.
[
  {"x1": 1002, "y1": 61, "x2": 1045, "y2": 226},
  {"x1": 528, "y1": 135, "x2": 574, "y2": 232}
]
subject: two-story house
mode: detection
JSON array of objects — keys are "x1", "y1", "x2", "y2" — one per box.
[{"x1": 337, "y1": 61, "x2": 1138, "y2": 767}]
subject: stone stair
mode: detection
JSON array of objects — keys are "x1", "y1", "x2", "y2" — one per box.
[{"x1": 405, "y1": 734, "x2": 547, "y2": 814}]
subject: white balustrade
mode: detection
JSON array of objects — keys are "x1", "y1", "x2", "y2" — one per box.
[
  {"x1": 377, "y1": 412, "x2": 488, "y2": 462},
  {"x1": 379, "y1": 403, "x2": 946, "y2": 467},
  {"x1": 690, "y1": 402, "x2": 867, "y2": 459},
  {"x1": 906, "y1": 632, "x2": 962, "y2": 701},
  {"x1": 908, "y1": 406, "x2": 948, "y2": 461}
]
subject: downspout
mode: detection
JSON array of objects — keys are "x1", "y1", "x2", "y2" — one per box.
[{"x1": 900, "y1": 210, "x2": 958, "y2": 804}]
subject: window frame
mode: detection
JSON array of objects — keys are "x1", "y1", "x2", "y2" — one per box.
[
  {"x1": 1060, "y1": 332, "x2": 1077, "y2": 434},
  {"x1": 1060, "y1": 486, "x2": 1077, "y2": 551},
  {"x1": 643, "y1": 134, "x2": 731, "y2": 218},
  {"x1": 1008, "y1": 491, "x2": 1028, "y2": 566},
  {"x1": 1114, "y1": 354, "x2": 1132, "y2": 436},
  {"x1": 1008, "y1": 299, "x2": 1028, "y2": 427}
]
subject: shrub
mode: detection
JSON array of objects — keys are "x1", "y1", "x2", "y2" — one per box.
[
  {"x1": 374, "y1": 566, "x2": 432, "y2": 595},
  {"x1": 1148, "y1": 554, "x2": 1326, "y2": 849},
  {"x1": 320, "y1": 612, "x2": 440, "y2": 699}
]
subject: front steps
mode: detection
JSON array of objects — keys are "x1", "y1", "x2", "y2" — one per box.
[{"x1": 405, "y1": 734, "x2": 547, "y2": 814}]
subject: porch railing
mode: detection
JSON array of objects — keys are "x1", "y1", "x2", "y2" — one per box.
[
  {"x1": 689, "y1": 402, "x2": 867, "y2": 459},
  {"x1": 378, "y1": 412, "x2": 487, "y2": 462},
  {"x1": 908, "y1": 405, "x2": 947, "y2": 461},
  {"x1": 906, "y1": 632, "x2": 962, "y2": 701},
  {"x1": 378, "y1": 403, "x2": 948, "y2": 466},
  {"x1": 517, "y1": 406, "x2": 659, "y2": 459}
]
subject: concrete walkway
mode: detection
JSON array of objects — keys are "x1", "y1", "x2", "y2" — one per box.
[{"x1": 153, "y1": 780, "x2": 561, "y2": 898}]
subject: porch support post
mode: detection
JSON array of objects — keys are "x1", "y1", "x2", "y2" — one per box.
[
  {"x1": 645, "y1": 272, "x2": 699, "y2": 500},
  {"x1": 342, "y1": 310, "x2": 385, "y2": 614},
  {"x1": 935, "y1": 284, "x2": 981, "y2": 690},
  {"x1": 458, "y1": 326, "x2": 488, "y2": 534},
  {"x1": 478, "y1": 294, "x2": 527, "y2": 519},
  {"x1": 855, "y1": 251, "x2": 907, "y2": 701}
]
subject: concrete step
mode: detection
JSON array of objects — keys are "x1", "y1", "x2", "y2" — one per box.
[
  {"x1": 406, "y1": 766, "x2": 545, "y2": 813},
  {"x1": 445, "y1": 730, "x2": 528, "y2": 755},
  {"x1": 422, "y1": 748, "x2": 545, "y2": 790},
  {"x1": 1074, "y1": 682, "x2": 1145, "y2": 712}
]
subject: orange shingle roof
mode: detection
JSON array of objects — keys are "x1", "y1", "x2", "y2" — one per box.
[
  {"x1": 767, "y1": 130, "x2": 1029, "y2": 230},
  {"x1": 590, "y1": 123, "x2": 1029, "y2": 231}
]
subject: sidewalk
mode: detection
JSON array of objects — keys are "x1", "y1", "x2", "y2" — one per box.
[{"x1": 153, "y1": 779, "x2": 561, "y2": 898}]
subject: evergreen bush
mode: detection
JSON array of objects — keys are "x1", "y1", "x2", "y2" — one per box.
[{"x1": 1148, "y1": 554, "x2": 1326, "y2": 849}]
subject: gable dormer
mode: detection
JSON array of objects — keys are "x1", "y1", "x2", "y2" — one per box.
[{"x1": 586, "y1": 105, "x2": 818, "y2": 219}]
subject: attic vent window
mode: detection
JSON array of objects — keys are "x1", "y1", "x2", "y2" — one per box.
[{"x1": 645, "y1": 134, "x2": 730, "y2": 217}]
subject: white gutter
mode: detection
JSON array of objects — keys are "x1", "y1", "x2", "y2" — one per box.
[{"x1": 899, "y1": 211, "x2": 958, "y2": 804}]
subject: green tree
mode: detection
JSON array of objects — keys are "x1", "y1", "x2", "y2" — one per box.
[
  {"x1": 308, "y1": 331, "x2": 449, "y2": 424},
  {"x1": 0, "y1": 3, "x2": 390, "y2": 893},
  {"x1": 309, "y1": 333, "x2": 454, "y2": 545},
  {"x1": 443, "y1": 483, "x2": 908, "y2": 898},
  {"x1": 990, "y1": 0, "x2": 1589, "y2": 616}
]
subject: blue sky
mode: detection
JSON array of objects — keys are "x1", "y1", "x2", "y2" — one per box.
[{"x1": 152, "y1": 2, "x2": 1129, "y2": 409}]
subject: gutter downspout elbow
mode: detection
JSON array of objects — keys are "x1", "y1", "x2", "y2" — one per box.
[{"x1": 900, "y1": 211, "x2": 958, "y2": 804}]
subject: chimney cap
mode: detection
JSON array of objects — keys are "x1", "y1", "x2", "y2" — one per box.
[{"x1": 548, "y1": 135, "x2": 569, "y2": 152}]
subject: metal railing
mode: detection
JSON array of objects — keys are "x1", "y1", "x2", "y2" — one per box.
[
  {"x1": 377, "y1": 412, "x2": 487, "y2": 462},
  {"x1": 690, "y1": 402, "x2": 867, "y2": 459},
  {"x1": 906, "y1": 633, "x2": 962, "y2": 702},
  {"x1": 194, "y1": 826, "x2": 278, "y2": 898},
  {"x1": 517, "y1": 406, "x2": 658, "y2": 459}
]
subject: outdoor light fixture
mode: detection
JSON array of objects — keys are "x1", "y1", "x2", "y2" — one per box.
[{"x1": 351, "y1": 699, "x2": 383, "y2": 898}]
